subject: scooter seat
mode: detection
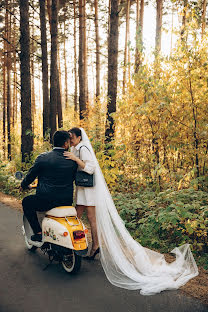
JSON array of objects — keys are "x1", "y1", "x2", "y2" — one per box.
[{"x1": 45, "y1": 206, "x2": 77, "y2": 217}]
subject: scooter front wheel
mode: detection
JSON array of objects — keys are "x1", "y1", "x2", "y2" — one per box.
[
  {"x1": 62, "y1": 251, "x2": 81, "y2": 274},
  {"x1": 24, "y1": 235, "x2": 38, "y2": 252},
  {"x1": 22, "y1": 215, "x2": 37, "y2": 251}
]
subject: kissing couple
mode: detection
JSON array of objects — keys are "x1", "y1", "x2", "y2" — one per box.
[
  {"x1": 21, "y1": 127, "x2": 99, "y2": 260},
  {"x1": 21, "y1": 127, "x2": 198, "y2": 295}
]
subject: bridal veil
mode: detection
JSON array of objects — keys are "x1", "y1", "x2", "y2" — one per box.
[{"x1": 80, "y1": 128, "x2": 198, "y2": 295}]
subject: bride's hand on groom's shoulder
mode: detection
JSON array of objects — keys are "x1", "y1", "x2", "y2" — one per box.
[{"x1": 64, "y1": 151, "x2": 77, "y2": 162}]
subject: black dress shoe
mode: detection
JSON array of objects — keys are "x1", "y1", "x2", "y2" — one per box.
[
  {"x1": 85, "y1": 247, "x2": 100, "y2": 260},
  {"x1": 31, "y1": 233, "x2": 42, "y2": 242}
]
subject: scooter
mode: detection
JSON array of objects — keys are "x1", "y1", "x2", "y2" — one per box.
[{"x1": 15, "y1": 172, "x2": 88, "y2": 274}]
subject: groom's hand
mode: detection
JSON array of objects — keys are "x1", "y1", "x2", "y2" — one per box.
[{"x1": 19, "y1": 185, "x2": 32, "y2": 193}]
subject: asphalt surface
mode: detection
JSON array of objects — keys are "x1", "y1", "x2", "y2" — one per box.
[{"x1": 0, "y1": 202, "x2": 207, "y2": 312}]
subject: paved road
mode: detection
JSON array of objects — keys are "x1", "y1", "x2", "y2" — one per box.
[{"x1": 0, "y1": 203, "x2": 207, "y2": 312}]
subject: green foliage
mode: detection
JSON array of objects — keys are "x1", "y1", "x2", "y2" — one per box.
[
  {"x1": 114, "y1": 187, "x2": 208, "y2": 268},
  {"x1": 0, "y1": 163, "x2": 21, "y2": 197}
]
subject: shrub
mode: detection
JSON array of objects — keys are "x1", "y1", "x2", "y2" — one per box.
[{"x1": 114, "y1": 187, "x2": 208, "y2": 268}]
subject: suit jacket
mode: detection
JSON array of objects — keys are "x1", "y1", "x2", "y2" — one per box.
[{"x1": 21, "y1": 148, "x2": 78, "y2": 203}]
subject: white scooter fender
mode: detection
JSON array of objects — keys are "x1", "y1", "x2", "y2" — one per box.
[{"x1": 42, "y1": 217, "x2": 74, "y2": 250}]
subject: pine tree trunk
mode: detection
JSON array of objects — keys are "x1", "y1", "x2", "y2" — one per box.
[
  {"x1": 201, "y1": 0, "x2": 206, "y2": 38},
  {"x1": 19, "y1": 0, "x2": 34, "y2": 162},
  {"x1": 94, "y1": 0, "x2": 100, "y2": 98},
  {"x1": 83, "y1": 0, "x2": 88, "y2": 104},
  {"x1": 105, "y1": 0, "x2": 119, "y2": 142},
  {"x1": 64, "y1": 18, "x2": 68, "y2": 108},
  {"x1": 79, "y1": 0, "x2": 86, "y2": 119},
  {"x1": 7, "y1": 0, "x2": 11, "y2": 160},
  {"x1": 31, "y1": 9, "x2": 36, "y2": 131},
  {"x1": 57, "y1": 38, "x2": 63, "y2": 129},
  {"x1": 73, "y1": 0, "x2": 78, "y2": 113},
  {"x1": 3, "y1": 38, "x2": 6, "y2": 159},
  {"x1": 39, "y1": 0, "x2": 50, "y2": 138},
  {"x1": 46, "y1": 0, "x2": 52, "y2": 32},
  {"x1": 57, "y1": 67, "x2": 63, "y2": 128},
  {"x1": 181, "y1": 0, "x2": 187, "y2": 41},
  {"x1": 122, "y1": 0, "x2": 130, "y2": 94},
  {"x1": 3, "y1": 3, "x2": 8, "y2": 158},
  {"x1": 170, "y1": 4, "x2": 174, "y2": 55},
  {"x1": 4, "y1": 0, "x2": 9, "y2": 159},
  {"x1": 155, "y1": 0, "x2": 163, "y2": 54},
  {"x1": 14, "y1": 9, "x2": 18, "y2": 123},
  {"x1": 57, "y1": 39, "x2": 63, "y2": 128},
  {"x1": 12, "y1": 14, "x2": 17, "y2": 128},
  {"x1": 108, "y1": 0, "x2": 111, "y2": 38},
  {"x1": 7, "y1": 65, "x2": 11, "y2": 160},
  {"x1": 135, "y1": 0, "x2": 144, "y2": 73},
  {"x1": 49, "y1": 0, "x2": 58, "y2": 140}
]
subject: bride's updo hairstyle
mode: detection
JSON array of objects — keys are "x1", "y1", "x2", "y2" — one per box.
[{"x1": 69, "y1": 127, "x2": 82, "y2": 140}]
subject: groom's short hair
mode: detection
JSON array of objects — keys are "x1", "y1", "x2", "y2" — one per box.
[{"x1": 53, "y1": 131, "x2": 70, "y2": 147}]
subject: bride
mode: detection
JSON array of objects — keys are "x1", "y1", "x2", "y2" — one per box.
[{"x1": 67, "y1": 127, "x2": 198, "y2": 295}]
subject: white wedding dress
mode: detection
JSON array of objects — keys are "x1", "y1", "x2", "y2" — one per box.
[{"x1": 80, "y1": 128, "x2": 198, "y2": 295}]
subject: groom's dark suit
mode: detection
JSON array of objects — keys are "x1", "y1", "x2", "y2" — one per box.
[{"x1": 21, "y1": 148, "x2": 78, "y2": 234}]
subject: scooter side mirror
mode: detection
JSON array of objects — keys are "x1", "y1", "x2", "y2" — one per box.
[{"x1": 15, "y1": 171, "x2": 24, "y2": 180}]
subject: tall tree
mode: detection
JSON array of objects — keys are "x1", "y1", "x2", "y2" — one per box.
[
  {"x1": 5, "y1": 0, "x2": 11, "y2": 160},
  {"x1": 155, "y1": 0, "x2": 163, "y2": 54},
  {"x1": 201, "y1": 0, "x2": 206, "y2": 38},
  {"x1": 83, "y1": 0, "x2": 88, "y2": 104},
  {"x1": 73, "y1": 0, "x2": 78, "y2": 113},
  {"x1": 6, "y1": 64, "x2": 11, "y2": 160},
  {"x1": 47, "y1": 0, "x2": 62, "y2": 132},
  {"x1": 39, "y1": 0, "x2": 50, "y2": 137},
  {"x1": 46, "y1": 0, "x2": 52, "y2": 32},
  {"x1": 63, "y1": 16, "x2": 68, "y2": 108},
  {"x1": 19, "y1": 0, "x2": 33, "y2": 162},
  {"x1": 123, "y1": 0, "x2": 130, "y2": 94},
  {"x1": 57, "y1": 66, "x2": 63, "y2": 128},
  {"x1": 31, "y1": 8, "x2": 36, "y2": 131},
  {"x1": 170, "y1": 4, "x2": 174, "y2": 55},
  {"x1": 181, "y1": 0, "x2": 187, "y2": 41},
  {"x1": 3, "y1": 18, "x2": 7, "y2": 159},
  {"x1": 12, "y1": 13, "x2": 17, "y2": 128},
  {"x1": 135, "y1": 0, "x2": 144, "y2": 73},
  {"x1": 57, "y1": 6, "x2": 63, "y2": 128},
  {"x1": 105, "y1": 0, "x2": 120, "y2": 142},
  {"x1": 49, "y1": 0, "x2": 58, "y2": 140},
  {"x1": 79, "y1": 0, "x2": 86, "y2": 119},
  {"x1": 94, "y1": 0, "x2": 100, "y2": 98}
]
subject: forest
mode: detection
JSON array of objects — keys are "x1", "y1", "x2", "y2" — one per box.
[{"x1": 0, "y1": 0, "x2": 207, "y2": 267}]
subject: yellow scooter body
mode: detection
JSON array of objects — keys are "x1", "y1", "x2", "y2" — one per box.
[{"x1": 42, "y1": 206, "x2": 88, "y2": 252}]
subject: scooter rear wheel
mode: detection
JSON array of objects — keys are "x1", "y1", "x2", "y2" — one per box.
[{"x1": 62, "y1": 251, "x2": 81, "y2": 274}]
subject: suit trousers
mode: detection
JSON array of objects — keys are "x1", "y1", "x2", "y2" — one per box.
[{"x1": 22, "y1": 194, "x2": 72, "y2": 234}]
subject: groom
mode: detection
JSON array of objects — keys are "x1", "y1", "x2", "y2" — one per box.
[{"x1": 20, "y1": 130, "x2": 78, "y2": 242}]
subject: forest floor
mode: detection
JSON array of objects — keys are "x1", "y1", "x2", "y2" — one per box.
[{"x1": 0, "y1": 191, "x2": 207, "y2": 306}]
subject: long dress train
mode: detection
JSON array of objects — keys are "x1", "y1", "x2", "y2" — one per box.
[{"x1": 80, "y1": 128, "x2": 198, "y2": 295}]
